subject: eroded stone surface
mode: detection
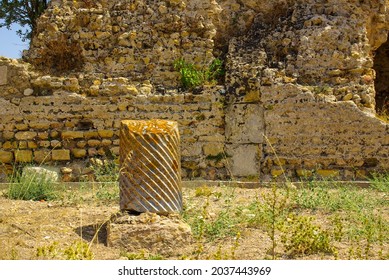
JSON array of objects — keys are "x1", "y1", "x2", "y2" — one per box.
[
  {"x1": 107, "y1": 212, "x2": 193, "y2": 257},
  {"x1": 0, "y1": 66, "x2": 7, "y2": 85}
]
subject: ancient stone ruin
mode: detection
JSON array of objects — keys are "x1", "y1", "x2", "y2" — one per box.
[
  {"x1": 119, "y1": 119, "x2": 182, "y2": 214},
  {"x1": 0, "y1": 0, "x2": 388, "y2": 182}
]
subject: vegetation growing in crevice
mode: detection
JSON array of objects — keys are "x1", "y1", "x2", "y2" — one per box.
[{"x1": 173, "y1": 58, "x2": 225, "y2": 90}]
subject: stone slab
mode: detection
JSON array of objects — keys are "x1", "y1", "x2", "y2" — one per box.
[
  {"x1": 107, "y1": 212, "x2": 193, "y2": 257},
  {"x1": 225, "y1": 103, "x2": 264, "y2": 144},
  {"x1": 225, "y1": 144, "x2": 261, "y2": 177}
]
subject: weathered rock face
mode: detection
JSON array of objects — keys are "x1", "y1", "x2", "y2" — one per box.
[
  {"x1": 107, "y1": 212, "x2": 193, "y2": 257},
  {"x1": 1, "y1": 0, "x2": 389, "y2": 181},
  {"x1": 27, "y1": 0, "x2": 220, "y2": 87}
]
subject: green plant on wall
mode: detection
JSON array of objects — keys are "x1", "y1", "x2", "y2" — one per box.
[{"x1": 173, "y1": 58, "x2": 225, "y2": 90}]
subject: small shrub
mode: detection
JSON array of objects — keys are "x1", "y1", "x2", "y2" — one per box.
[
  {"x1": 90, "y1": 159, "x2": 119, "y2": 183},
  {"x1": 173, "y1": 58, "x2": 203, "y2": 89},
  {"x1": 7, "y1": 168, "x2": 57, "y2": 201},
  {"x1": 63, "y1": 241, "x2": 93, "y2": 260},
  {"x1": 194, "y1": 185, "x2": 213, "y2": 197},
  {"x1": 370, "y1": 173, "x2": 389, "y2": 192},
  {"x1": 32, "y1": 33, "x2": 85, "y2": 74},
  {"x1": 281, "y1": 214, "x2": 334, "y2": 257},
  {"x1": 37, "y1": 241, "x2": 93, "y2": 260},
  {"x1": 173, "y1": 58, "x2": 225, "y2": 89}
]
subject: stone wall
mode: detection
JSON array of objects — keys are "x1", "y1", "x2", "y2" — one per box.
[
  {"x1": 1, "y1": 0, "x2": 389, "y2": 181},
  {"x1": 0, "y1": 57, "x2": 227, "y2": 181}
]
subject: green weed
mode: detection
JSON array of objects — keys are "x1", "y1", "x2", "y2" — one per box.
[
  {"x1": 281, "y1": 214, "x2": 334, "y2": 257},
  {"x1": 370, "y1": 173, "x2": 389, "y2": 192},
  {"x1": 173, "y1": 58, "x2": 225, "y2": 90},
  {"x1": 6, "y1": 167, "x2": 57, "y2": 201},
  {"x1": 37, "y1": 241, "x2": 93, "y2": 260}
]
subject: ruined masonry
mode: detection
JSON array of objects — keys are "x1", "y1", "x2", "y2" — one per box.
[{"x1": 0, "y1": 0, "x2": 388, "y2": 181}]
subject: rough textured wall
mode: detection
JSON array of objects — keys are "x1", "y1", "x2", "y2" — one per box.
[
  {"x1": 0, "y1": 57, "x2": 226, "y2": 181},
  {"x1": 27, "y1": 0, "x2": 220, "y2": 87},
  {"x1": 1, "y1": 0, "x2": 389, "y2": 181},
  {"x1": 225, "y1": 0, "x2": 389, "y2": 179}
]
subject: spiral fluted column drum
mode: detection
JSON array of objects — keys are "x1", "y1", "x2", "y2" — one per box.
[{"x1": 119, "y1": 120, "x2": 182, "y2": 214}]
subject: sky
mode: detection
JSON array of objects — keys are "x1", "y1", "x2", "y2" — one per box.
[{"x1": 0, "y1": 24, "x2": 29, "y2": 59}]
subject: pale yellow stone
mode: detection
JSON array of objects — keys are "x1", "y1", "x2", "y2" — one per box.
[
  {"x1": 0, "y1": 151, "x2": 14, "y2": 163},
  {"x1": 271, "y1": 169, "x2": 284, "y2": 177},
  {"x1": 0, "y1": 66, "x2": 7, "y2": 85},
  {"x1": 84, "y1": 131, "x2": 99, "y2": 139},
  {"x1": 61, "y1": 131, "x2": 84, "y2": 139},
  {"x1": 19, "y1": 141, "x2": 28, "y2": 149},
  {"x1": 28, "y1": 141, "x2": 38, "y2": 149},
  {"x1": 33, "y1": 150, "x2": 51, "y2": 163},
  {"x1": 342, "y1": 93, "x2": 353, "y2": 101},
  {"x1": 3, "y1": 131, "x2": 15, "y2": 140},
  {"x1": 101, "y1": 139, "x2": 112, "y2": 146},
  {"x1": 15, "y1": 123, "x2": 29, "y2": 130},
  {"x1": 39, "y1": 141, "x2": 51, "y2": 148},
  {"x1": 15, "y1": 150, "x2": 33, "y2": 163},
  {"x1": 87, "y1": 139, "x2": 101, "y2": 147},
  {"x1": 52, "y1": 150, "x2": 71, "y2": 161},
  {"x1": 317, "y1": 169, "x2": 340, "y2": 178},
  {"x1": 98, "y1": 130, "x2": 114, "y2": 138},
  {"x1": 203, "y1": 143, "x2": 224, "y2": 157},
  {"x1": 29, "y1": 122, "x2": 51, "y2": 130},
  {"x1": 76, "y1": 141, "x2": 87, "y2": 148},
  {"x1": 72, "y1": 149, "x2": 87, "y2": 158},
  {"x1": 296, "y1": 169, "x2": 313, "y2": 177},
  {"x1": 38, "y1": 132, "x2": 49, "y2": 140},
  {"x1": 15, "y1": 131, "x2": 37, "y2": 140}
]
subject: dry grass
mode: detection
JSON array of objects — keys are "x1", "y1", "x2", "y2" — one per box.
[{"x1": 0, "y1": 179, "x2": 387, "y2": 260}]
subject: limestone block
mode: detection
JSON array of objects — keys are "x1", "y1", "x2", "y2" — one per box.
[
  {"x1": 15, "y1": 150, "x2": 33, "y2": 163},
  {"x1": 87, "y1": 139, "x2": 101, "y2": 147},
  {"x1": 84, "y1": 131, "x2": 99, "y2": 139},
  {"x1": 72, "y1": 149, "x2": 87, "y2": 158},
  {"x1": 107, "y1": 212, "x2": 192, "y2": 257},
  {"x1": 0, "y1": 151, "x2": 13, "y2": 163},
  {"x1": 225, "y1": 104, "x2": 264, "y2": 144},
  {"x1": 15, "y1": 131, "x2": 37, "y2": 140},
  {"x1": 202, "y1": 142, "x2": 224, "y2": 157},
  {"x1": 15, "y1": 123, "x2": 29, "y2": 130},
  {"x1": 0, "y1": 66, "x2": 7, "y2": 85},
  {"x1": 225, "y1": 144, "x2": 260, "y2": 177},
  {"x1": 61, "y1": 131, "x2": 84, "y2": 139},
  {"x1": 317, "y1": 169, "x2": 340, "y2": 178},
  {"x1": 33, "y1": 150, "x2": 52, "y2": 163},
  {"x1": 296, "y1": 169, "x2": 313, "y2": 178},
  {"x1": 52, "y1": 150, "x2": 71, "y2": 161},
  {"x1": 23, "y1": 166, "x2": 59, "y2": 182},
  {"x1": 27, "y1": 141, "x2": 38, "y2": 149},
  {"x1": 29, "y1": 122, "x2": 51, "y2": 130},
  {"x1": 3, "y1": 141, "x2": 17, "y2": 149},
  {"x1": 23, "y1": 88, "x2": 34, "y2": 96},
  {"x1": 120, "y1": 119, "x2": 182, "y2": 214},
  {"x1": 98, "y1": 130, "x2": 114, "y2": 138}
]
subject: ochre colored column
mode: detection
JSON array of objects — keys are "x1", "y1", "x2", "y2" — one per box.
[{"x1": 119, "y1": 120, "x2": 182, "y2": 214}]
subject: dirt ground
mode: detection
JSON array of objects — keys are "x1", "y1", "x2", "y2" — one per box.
[{"x1": 0, "y1": 185, "x2": 387, "y2": 260}]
